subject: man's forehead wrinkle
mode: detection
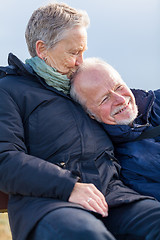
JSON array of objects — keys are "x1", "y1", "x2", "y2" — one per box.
[
  {"x1": 75, "y1": 64, "x2": 112, "y2": 96},
  {"x1": 78, "y1": 69, "x2": 98, "y2": 88}
]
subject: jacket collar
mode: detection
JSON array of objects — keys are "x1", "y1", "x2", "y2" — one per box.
[
  {"x1": 0, "y1": 53, "x2": 34, "y2": 78},
  {"x1": 0, "y1": 53, "x2": 72, "y2": 100},
  {"x1": 131, "y1": 89, "x2": 154, "y2": 124}
]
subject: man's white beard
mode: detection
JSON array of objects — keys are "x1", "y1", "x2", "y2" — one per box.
[{"x1": 114, "y1": 104, "x2": 138, "y2": 125}]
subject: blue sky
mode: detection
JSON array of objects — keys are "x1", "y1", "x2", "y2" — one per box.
[{"x1": 0, "y1": 0, "x2": 159, "y2": 90}]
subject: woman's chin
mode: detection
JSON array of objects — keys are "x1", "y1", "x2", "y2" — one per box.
[{"x1": 67, "y1": 70, "x2": 76, "y2": 79}]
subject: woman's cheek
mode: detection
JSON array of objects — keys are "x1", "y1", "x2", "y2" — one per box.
[{"x1": 67, "y1": 57, "x2": 76, "y2": 68}]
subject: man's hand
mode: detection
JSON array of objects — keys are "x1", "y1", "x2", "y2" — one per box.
[{"x1": 68, "y1": 182, "x2": 108, "y2": 217}]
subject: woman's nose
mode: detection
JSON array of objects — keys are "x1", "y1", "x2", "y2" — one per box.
[{"x1": 75, "y1": 54, "x2": 83, "y2": 66}]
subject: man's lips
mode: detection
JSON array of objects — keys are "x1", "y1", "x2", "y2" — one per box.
[
  {"x1": 114, "y1": 105, "x2": 128, "y2": 115},
  {"x1": 112, "y1": 98, "x2": 131, "y2": 116}
]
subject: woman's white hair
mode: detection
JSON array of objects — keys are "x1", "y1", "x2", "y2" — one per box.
[{"x1": 25, "y1": 2, "x2": 90, "y2": 57}]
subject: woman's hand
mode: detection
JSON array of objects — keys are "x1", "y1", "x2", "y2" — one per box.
[{"x1": 68, "y1": 182, "x2": 108, "y2": 217}]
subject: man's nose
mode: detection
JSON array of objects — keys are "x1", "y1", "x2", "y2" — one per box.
[
  {"x1": 75, "y1": 54, "x2": 83, "y2": 66},
  {"x1": 112, "y1": 92, "x2": 126, "y2": 104}
]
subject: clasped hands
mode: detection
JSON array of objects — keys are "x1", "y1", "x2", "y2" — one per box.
[{"x1": 69, "y1": 182, "x2": 108, "y2": 217}]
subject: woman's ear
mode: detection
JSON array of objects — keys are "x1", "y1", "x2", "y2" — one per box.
[{"x1": 36, "y1": 40, "x2": 47, "y2": 59}]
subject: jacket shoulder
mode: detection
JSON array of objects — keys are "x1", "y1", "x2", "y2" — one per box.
[{"x1": 0, "y1": 65, "x2": 17, "y2": 78}]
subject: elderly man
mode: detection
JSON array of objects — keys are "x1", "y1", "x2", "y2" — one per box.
[{"x1": 70, "y1": 57, "x2": 160, "y2": 201}]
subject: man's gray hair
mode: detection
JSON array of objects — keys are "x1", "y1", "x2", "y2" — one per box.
[
  {"x1": 25, "y1": 3, "x2": 90, "y2": 57},
  {"x1": 70, "y1": 57, "x2": 107, "y2": 122}
]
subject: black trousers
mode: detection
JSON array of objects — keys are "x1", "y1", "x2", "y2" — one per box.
[{"x1": 29, "y1": 199, "x2": 160, "y2": 240}]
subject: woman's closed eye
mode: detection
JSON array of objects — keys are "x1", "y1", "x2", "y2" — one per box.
[
  {"x1": 71, "y1": 51, "x2": 79, "y2": 56},
  {"x1": 71, "y1": 46, "x2": 88, "y2": 56}
]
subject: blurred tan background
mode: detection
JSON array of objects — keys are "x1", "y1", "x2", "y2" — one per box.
[{"x1": 0, "y1": 213, "x2": 12, "y2": 240}]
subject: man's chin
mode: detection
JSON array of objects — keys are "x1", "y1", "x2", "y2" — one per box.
[
  {"x1": 115, "y1": 113, "x2": 137, "y2": 125},
  {"x1": 115, "y1": 118, "x2": 133, "y2": 125},
  {"x1": 115, "y1": 105, "x2": 138, "y2": 125}
]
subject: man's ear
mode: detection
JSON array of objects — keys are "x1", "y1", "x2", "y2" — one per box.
[
  {"x1": 89, "y1": 114, "x2": 95, "y2": 120},
  {"x1": 36, "y1": 40, "x2": 47, "y2": 59}
]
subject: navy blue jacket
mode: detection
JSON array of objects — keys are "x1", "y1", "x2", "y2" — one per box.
[
  {"x1": 103, "y1": 89, "x2": 160, "y2": 200},
  {"x1": 0, "y1": 54, "x2": 148, "y2": 240}
]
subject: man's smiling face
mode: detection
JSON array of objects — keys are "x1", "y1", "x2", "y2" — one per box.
[{"x1": 73, "y1": 63, "x2": 138, "y2": 125}]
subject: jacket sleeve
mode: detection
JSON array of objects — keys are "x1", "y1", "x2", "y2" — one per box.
[
  {"x1": 150, "y1": 89, "x2": 160, "y2": 126},
  {"x1": 0, "y1": 87, "x2": 78, "y2": 201}
]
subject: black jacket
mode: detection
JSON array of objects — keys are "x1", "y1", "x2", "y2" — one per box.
[{"x1": 0, "y1": 54, "x2": 149, "y2": 240}]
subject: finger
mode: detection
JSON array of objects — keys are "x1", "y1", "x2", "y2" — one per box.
[
  {"x1": 82, "y1": 200, "x2": 99, "y2": 213},
  {"x1": 85, "y1": 185, "x2": 108, "y2": 215},
  {"x1": 68, "y1": 182, "x2": 108, "y2": 216},
  {"x1": 90, "y1": 184, "x2": 108, "y2": 210},
  {"x1": 92, "y1": 186, "x2": 108, "y2": 205},
  {"x1": 98, "y1": 194, "x2": 108, "y2": 211},
  {"x1": 93, "y1": 194, "x2": 108, "y2": 215},
  {"x1": 91, "y1": 194, "x2": 108, "y2": 216},
  {"x1": 86, "y1": 198, "x2": 108, "y2": 217},
  {"x1": 102, "y1": 196, "x2": 108, "y2": 208}
]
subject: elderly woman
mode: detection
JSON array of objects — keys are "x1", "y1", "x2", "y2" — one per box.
[{"x1": 1, "y1": 2, "x2": 160, "y2": 240}]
